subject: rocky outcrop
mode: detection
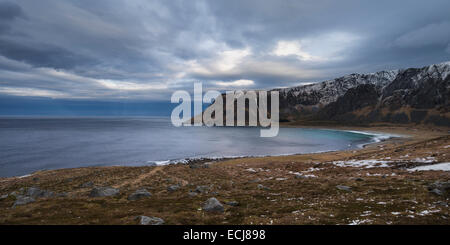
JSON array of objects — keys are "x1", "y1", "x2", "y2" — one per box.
[
  {"x1": 89, "y1": 187, "x2": 119, "y2": 197},
  {"x1": 12, "y1": 196, "x2": 35, "y2": 208}
]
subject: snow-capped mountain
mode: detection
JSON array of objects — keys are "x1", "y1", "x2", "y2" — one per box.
[{"x1": 275, "y1": 61, "x2": 450, "y2": 125}]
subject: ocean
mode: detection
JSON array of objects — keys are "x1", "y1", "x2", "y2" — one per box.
[{"x1": 0, "y1": 117, "x2": 389, "y2": 177}]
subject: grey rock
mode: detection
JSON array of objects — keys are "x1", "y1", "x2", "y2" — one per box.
[
  {"x1": 80, "y1": 181, "x2": 94, "y2": 188},
  {"x1": 12, "y1": 195, "x2": 35, "y2": 208},
  {"x1": 194, "y1": 185, "x2": 210, "y2": 193},
  {"x1": 336, "y1": 185, "x2": 352, "y2": 192},
  {"x1": 9, "y1": 191, "x2": 19, "y2": 197},
  {"x1": 89, "y1": 187, "x2": 119, "y2": 197},
  {"x1": 294, "y1": 174, "x2": 307, "y2": 179},
  {"x1": 249, "y1": 179, "x2": 261, "y2": 183},
  {"x1": 167, "y1": 185, "x2": 180, "y2": 192},
  {"x1": 188, "y1": 191, "x2": 198, "y2": 197},
  {"x1": 26, "y1": 187, "x2": 54, "y2": 198},
  {"x1": 136, "y1": 215, "x2": 164, "y2": 225},
  {"x1": 203, "y1": 197, "x2": 224, "y2": 213},
  {"x1": 225, "y1": 201, "x2": 239, "y2": 207},
  {"x1": 427, "y1": 181, "x2": 450, "y2": 197},
  {"x1": 257, "y1": 184, "x2": 270, "y2": 190},
  {"x1": 128, "y1": 189, "x2": 152, "y2": 201},
  {"x1": 0, "y1": 194, "x2": 8, "y2": 200}
]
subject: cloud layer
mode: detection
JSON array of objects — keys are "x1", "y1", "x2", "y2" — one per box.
[{"x1": 0, "y1": 0, "x2": 449, "y2": 100}]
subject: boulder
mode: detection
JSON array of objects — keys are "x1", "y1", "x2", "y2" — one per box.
[
  {"x1": 26, "y1": 187, "x2": 54, "y2": 198},
  {"x1": 203, "y1": 197, "x2": 224, "y2": 213},
  {"x1": 12, "y1": 195, "x2": 35, "y2": 208},
  {"x1": 188, "y1": 191, "x2": 198, "y2": 197},
  {"x1": 128, "y1": 189, "x2": 152, "y2": 201},
  {"x1": 167, "y1": 185, "x2": 180, "y2": 192},
  {"x1": 194, "y1": 185, "x2": 210, "y2": 194},
  {"x1": 80, "y1": 181, "x2": 94, "y2": 188},
  {"x1": 89, "y1": 187, "x2": 119, "y2": 197},
  {"x1": 427, "y1": 181, "x2": 450, "y2": 197},
  {"x1": 136, "y1": 216, "x2": 164, "y2": 225},
  {"x1": 225, "y1": 201, "x2": 239, "y2": 207},
  {"x1": 294, "y1": 174, "x2": 307, "y2": 179}
]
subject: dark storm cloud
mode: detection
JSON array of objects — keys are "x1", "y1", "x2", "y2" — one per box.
[
  {"x1": 0, "y1": 0, "x2": 449, "y2": 100},
  {"x1": 0, "y1": 1, "x2": 23, "y2": 20}
]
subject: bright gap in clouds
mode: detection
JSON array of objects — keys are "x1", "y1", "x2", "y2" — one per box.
[
  {"x1": 215, "y1": 79, "x2": 255, "y2": 87},
  {"x1": 273, "y1": 40, "x2": 317, "y2": 61}
]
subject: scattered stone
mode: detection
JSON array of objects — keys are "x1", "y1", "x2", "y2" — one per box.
[
  {"x1": 257, "y1": 184, "x2": 270, "y2": 190},
  {"x1": 436, "y1": 201, "x2": 448, "y2": 207},
  {"x1": 427, "y1": 181, "x2": 450, "y2": 197},
  {"x1": 128, "y1": 189, "x2": 152, "y2": 201},
  {"x1": 12, "y1": 196, "x2": 35, "y2": 208},
  {"x1": 167, "y1": 185, "x2": 180, "y2": 192},
  {"x1": 136, "y1": 215, "x2": 165, "y2": 225},
  {"x1": 225, "y1": 201, "x2": 239, "y2": 207},
  {"x1": 89, "y1": 187, "x2": 119, "y2": 197},
  {"x1": 336, "y1": 185, "x2": 352, "y2": 192},
  {"x1": 0, "y1": 194, "x2": 8, "y2": 200},
  {"x1": 203, "y1": 197, "x2": 224, "y2": 213},
  {"x1": 188, "y1": 191, "x2": 198, "y2": 197},
  {"x1": 294, "y1": 174, "x2": 307, "y2": 179},
  {"x1": 195, "y1": 185, "x2": 211, "y2": 193},
  {"x1": 9, "y1": 191, "x2": 19, "y2": 197},
  {"x1": 80, "y1": 181, "x2": 94, "y2": 188},
  {"x1": 189, "y1": 163, "x2": 210, "y2": 169}
]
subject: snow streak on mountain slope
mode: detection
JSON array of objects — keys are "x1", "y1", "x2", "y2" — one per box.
[{"x1": 277, "y1": 61, "x2": 449, "y2": 107}]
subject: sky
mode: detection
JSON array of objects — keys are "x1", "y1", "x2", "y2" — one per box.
[{"x1": 0, "y1": 0, "x2": 450, "y2": 114}]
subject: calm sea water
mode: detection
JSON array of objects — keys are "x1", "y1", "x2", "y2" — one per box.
[{"x1": 0, "y1": 117, "x2": 381, "y2": 177}]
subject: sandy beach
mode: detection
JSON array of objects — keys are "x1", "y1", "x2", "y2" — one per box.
[{"x1": 0, "y1": 125, "x2": 449, "y2": 225}]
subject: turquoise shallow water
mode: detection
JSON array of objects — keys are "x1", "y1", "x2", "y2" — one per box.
[{"x1": 0, "y1": 117, "x2": 384, "y2": 177}]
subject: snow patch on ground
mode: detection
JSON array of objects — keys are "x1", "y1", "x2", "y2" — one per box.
[
  {"x1": 408, "y1": 162, "x2": 450, "y2": 172},
  {"x1": 331, "y1": 159, "x2": 391, "y2": 168},
  {"x1": 413, "y1": 157, "x2": 436, "y2": 163}
]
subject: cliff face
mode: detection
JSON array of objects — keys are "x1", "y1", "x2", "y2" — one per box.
[{"x1": 275, "y1": 62, "x2": 450, "y2": 126}]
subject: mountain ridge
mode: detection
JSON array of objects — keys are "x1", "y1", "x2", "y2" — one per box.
[{"x1": 274, "y1": 61, "x2": 450, "y2": 126}]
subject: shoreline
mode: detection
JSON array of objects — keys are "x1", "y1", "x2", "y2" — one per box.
[
  {"x1": 0, "y1": 125, "x2": 448, "y2": 225},
  {"x1": 3, "y1": 126, "x2": 402, "y2": 179}
]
